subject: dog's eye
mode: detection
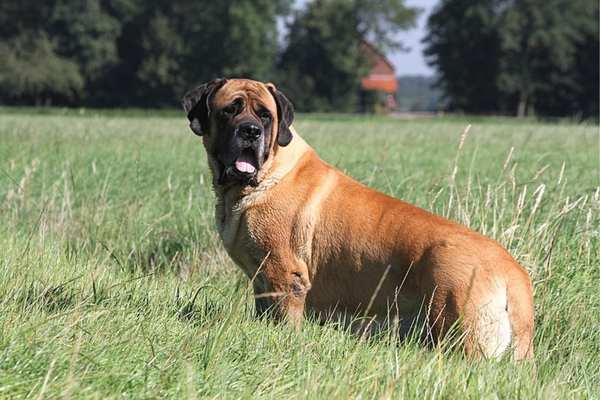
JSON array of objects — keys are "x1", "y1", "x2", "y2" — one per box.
[
  {"x1": 222, "y1": 105, "x2": 237, "y2": 116},
  {"x1": 259, "y1": 111, "x2": 271, "y2": 124},
  {"x1": 222, "y1": 99, "x2": 242, "y2": 117}
]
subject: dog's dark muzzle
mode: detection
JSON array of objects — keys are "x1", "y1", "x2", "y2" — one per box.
[
  {"x1": 236, "y1": 122, "x2": 263, "y2": 143},
  {"x1": 215, "y1": 121, "x2": 267, "y2": 187}
]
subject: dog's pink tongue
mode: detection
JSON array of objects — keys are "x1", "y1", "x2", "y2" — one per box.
[{"x1": 235, "y1": 154, "x2": 256, "y2": 173}]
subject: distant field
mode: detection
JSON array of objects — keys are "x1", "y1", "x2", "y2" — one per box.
[{"x1": 0, "y1": 111, "x2": 598, "y2": 398}]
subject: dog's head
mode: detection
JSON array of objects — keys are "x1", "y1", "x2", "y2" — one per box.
[{"x1": 182, "y1": 78, "x2": 294, "y2": 187}]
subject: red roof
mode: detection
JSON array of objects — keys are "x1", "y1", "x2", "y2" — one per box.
[
  {"x1": 360, "y1": 41, "x2": 397, "y2": 94},
  {"x1": 361, "y1": 76, "x2": 398, "y2": 93}
]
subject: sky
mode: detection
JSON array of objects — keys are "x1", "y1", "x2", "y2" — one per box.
[{"x1": 390, "y1": 0, "x2": 438, "y2": 76}]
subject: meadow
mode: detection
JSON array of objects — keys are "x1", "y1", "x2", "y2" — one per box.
[{"x1": 0, "y1": 109, "x2": 598, "y2": 399}]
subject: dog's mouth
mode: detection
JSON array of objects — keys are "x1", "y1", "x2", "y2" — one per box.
[
  {"x1": 234, "y1": 148, "x2": 258, "y2": 175},
  {"x1": 218, "y1": 147, "x2": 260, "y2": 186}
]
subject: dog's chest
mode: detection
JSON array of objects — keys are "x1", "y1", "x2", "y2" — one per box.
[{"x1": 215, "y1": 191, "x2": 269, "y2": 276}]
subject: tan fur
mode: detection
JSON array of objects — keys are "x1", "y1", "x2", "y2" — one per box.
[{"x1": 197, "y1": 79, "x2": 535, "y2": 360}]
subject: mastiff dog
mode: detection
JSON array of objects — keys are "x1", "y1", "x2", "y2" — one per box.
[{"x1": 182, "y1": 78, "x2": 534, "y2": 360}]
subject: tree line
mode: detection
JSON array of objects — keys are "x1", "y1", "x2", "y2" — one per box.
[
  {"x1": 0, "y1": 0, "x2": 597, "y2": 118},
  {"x1": 424, "y1": 0, "x2": 598, "y2": 118},
  {"x1": 0, "y1": 0, "x2": 417, "y2": 112}
]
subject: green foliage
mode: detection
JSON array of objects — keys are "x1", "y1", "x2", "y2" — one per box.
[
  {"x1": 279, "y1": 0, "x2": 417, "y2": 112},
  {"x1": 0, "y1": 0, "x2": 118, "y2": 105},
  {"x1": 531, "y1": 1, "x2": 599, "y2": 118},
  {"x1": 135, "y1": 12, "x2": 185, "y2": 104},
  {"x1": 424, "y1": 0, "x2": 599, "y2": 118},
  {"x1": 279, "y1": 1, "x2": 366, "y2": 112},
  {"x1": 3, "y1": 0, "x2": 594, "y2": 117},
  {"x1": 50, "y1": 0, "x2": 121, "y2": 81},
  {"x1": 221, "y1": 0, "x2": 282, "y2": 80},
  {"x1": 424, "y1": 0, "x2": 504, "y2": 113},
  {"x1": 0, "y1": 1, "x2": 54, "y2": 38},
  {"x1": 0, "y1": 112, "x2": 598, "y2": 397},
  {"x1": 498, "y1": 0, "x2": 592, "y2": 117},
  {"x1": 0, "y1": 0, "x2": 291, "y2": 107},
  {"x1": 0, "y1": 33, "x2": 83, "y2": 105}
]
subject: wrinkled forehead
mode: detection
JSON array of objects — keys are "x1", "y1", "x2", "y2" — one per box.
[{"x1": 213, "y1": 80, "x2": 276, "y2": 111}]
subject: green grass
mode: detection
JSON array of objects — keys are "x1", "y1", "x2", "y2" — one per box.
[{"x1": 0, "y1": 110, "x2": 598, "y2": 399}]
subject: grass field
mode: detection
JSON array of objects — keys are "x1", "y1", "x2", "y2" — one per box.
[{"x1": 0, "y1": 110, "x2": 598, "y2": 399}]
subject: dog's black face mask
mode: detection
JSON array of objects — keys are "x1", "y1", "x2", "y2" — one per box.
[
  {"x1": 182, "y1": 79, "x2": 294, "y2": 187},
  {"x1": 211, "y1": 96, "x2": 273, "y2": 186}
]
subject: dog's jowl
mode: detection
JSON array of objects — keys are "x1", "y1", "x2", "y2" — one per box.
[{"x1": 182, "y1": 78, "x2": 534, "y2": 360}]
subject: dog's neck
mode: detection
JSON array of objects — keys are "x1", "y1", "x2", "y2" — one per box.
[
  {"x1": 211, "y1": 126, "x2": 311, "y2": 204},
  {"x1": 210, "y1": 127, "x2": 311, "y2": 249}
]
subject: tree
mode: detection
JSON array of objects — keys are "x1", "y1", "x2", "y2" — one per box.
[
  {"x1": 0, "y1": 33, "x2": 83, "y2": 105},
  {"x1": 0, "y1": 0, "x2": 119, "y2": 105},
  {"x1": 571, "y1": 5, "x2": 599, "y2": 120},
  {"x1": 498, "y1": 0, "x2": 592, "y2": 117},
  {"x1": 100, "y1": 0, "x2": 290, "y2": 107},
  {"x1": 423, "y1": 0, "x2": 505, "y2": 113},
  {"x1": 0, "y1": 1, "x2": 54, "y2": 39},
  {"x1": 0, "y1": 0, "x2": 290, "y2": 107},
  {"x1": 279, "y1": 0, "x2": 418, "y2": 112},
  {"x1": 176, "y1": 0, "x2": 289, "y2": 84},
  {"x1": 50, "y1": 0, "x2": 121, "y2": 82},
  {"x1": 424, "y1": 0, "x2": 599, "y2": 118},
  {"x1": 530, "y1": 1, "x2": 599, "y2": 119},
  {"x1": 135, "y1": 12, "x2": 185, "y2": 105},
  {"x1": 279, "y1": 1, "x2": 366, "y2": 112}
]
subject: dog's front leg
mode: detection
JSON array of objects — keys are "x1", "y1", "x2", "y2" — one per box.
[{"x1": 253, "y1": 256, "x2": 311, "y2": 328}]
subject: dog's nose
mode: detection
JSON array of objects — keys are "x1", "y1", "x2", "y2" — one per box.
[{"x1": 238, "y1": 123, "x2": 262, "y2": 141}]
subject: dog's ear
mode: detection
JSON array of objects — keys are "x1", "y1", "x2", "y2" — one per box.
[
  {"x1": 182, "y1": 78, "x2": 227, "y2": 136},
  {"x1": 267, "y1": 84, "x2": 294, "y2": 147}
]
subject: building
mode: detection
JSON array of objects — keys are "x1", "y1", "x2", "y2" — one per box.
[{"x1": 360, "y1": 41, "x2": 398, "y2": 112}]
